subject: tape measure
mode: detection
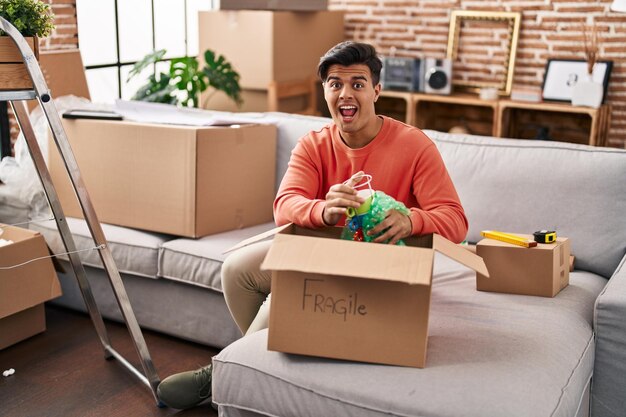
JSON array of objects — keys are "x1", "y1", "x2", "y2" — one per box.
[
  {"x1": 480, "y1": 230, "x2": 537, "y2": 248},
  {"x1": 533, "y1": 230, "x2": 557, "y2": 244}
]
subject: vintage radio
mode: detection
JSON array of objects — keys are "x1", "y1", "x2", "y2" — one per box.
[{"x1": 381, "y1": 57, "x2": 424, "y2": 92}]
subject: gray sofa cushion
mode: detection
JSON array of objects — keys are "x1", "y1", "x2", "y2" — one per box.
[
  {"x1": 426, "y1": 131, "x2": 626, "y2": 279},
  {"x1": 159, "y1": 222, "x2": 276, "y2": 291},
  {"x1": 30, "y1": 218, "x2": 170, "y2": 278},
  {"x1": 213, "y1": 254, "x2": 607, "y2": 417}
]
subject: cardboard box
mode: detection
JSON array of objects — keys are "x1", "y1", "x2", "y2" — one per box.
[
  {"x1": 476, "y1": 236, "x2": 570, "y2": 297},
  {"x1": 198, "y1": 10, "x2": 344, "y2": 90},
  {"x1": 203, "y1": 87, "x2": 316, "y2": 114},
  {"x1": 216, "y1": 0, "x2": 328, "y2": 11},
  {"x1": 0, "y1": 225, "x2": 62, "y2": 349},
  {"x1": 231, "y1": 224, "x2": 488, "y2": 368},
  {"x1": 48, "y1": 119, "x2": 277, "y2": 238},
  {"x1": 27, "y1": 49, "x2": 90, "y2": 112}
]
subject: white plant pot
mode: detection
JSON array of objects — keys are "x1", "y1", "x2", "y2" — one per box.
[{"x1": 571, "y1": 77, "x2": 603, "y2": 109}]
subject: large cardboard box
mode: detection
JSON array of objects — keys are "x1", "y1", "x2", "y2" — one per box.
[
  {"x1": 0, "y1": 225, "x2": 62, "y2": 349},
  {"x1": 216, "y1": 0, "x2": 328, "y2": 11},
  {"x1": 198, "y1": 10, "x2": 344, "y2": 90},
  {"x1": 48, "y1": 119, "x2": 277, "y2": 238},
  {"x1": 232, "y1": 224, "x2": 488, "y2": 368},
  {"x1": 476, "y1": 236, "x2": 570, "y2": 297}
]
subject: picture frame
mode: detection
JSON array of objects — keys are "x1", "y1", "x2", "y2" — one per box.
[
  {"x1": 446, "y1": 10, "x2": 521, "y2": 96},
  {"x1": 541, "y1": 59, "x2": 613, "y2": 103}
]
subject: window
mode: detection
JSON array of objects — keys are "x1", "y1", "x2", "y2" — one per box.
[{"x1": 76, "y1": 0, "x2": 212, "y2": 103}]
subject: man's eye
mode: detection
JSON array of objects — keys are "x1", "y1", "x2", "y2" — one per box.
[
  {"x1": 354, "y1": 82, "x2": 364, "y2": 89},
  {"x1": 331, "y1": 82, "x2": 341, "y2": 89}
]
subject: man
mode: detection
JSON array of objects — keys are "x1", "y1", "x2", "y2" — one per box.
[{"x1": 157, "y1": 41, "x2": 468, "y2": 410}]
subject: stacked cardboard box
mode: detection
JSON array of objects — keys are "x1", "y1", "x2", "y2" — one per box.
[
  {"x1": 198, "y1": 10, "x2": 344, "y2": 113},
  {"x1": 216, "y1": 0, "x2": 328, "y2": 11},
  {"x1": 0, "y1": 225, "x2": 61, "y2": 349}
]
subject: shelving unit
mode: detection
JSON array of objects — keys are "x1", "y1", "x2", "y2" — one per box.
[
  {"x1": 378, "y1": 90, "x2": 611, "y2": 146},
  {"x1": 375, "y1": 90, "x2": 414, "y2": 125},
  {"x1": 497, "y1": 99, "x2": 611, "y2": 146}
]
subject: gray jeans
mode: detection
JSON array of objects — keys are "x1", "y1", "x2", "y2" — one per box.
[{"x1": 221, "y1": 240, "x2": 273, "y2": 336}]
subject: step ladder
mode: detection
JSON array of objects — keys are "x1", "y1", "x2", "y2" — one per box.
[{"x1": 0, "y1": 17, "x2": 162, "y2": 404}]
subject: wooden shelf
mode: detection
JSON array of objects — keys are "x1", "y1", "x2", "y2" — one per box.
[
  {"x1": 497, "y1": 100, "x2": 611, "y2": 146},
  {"x1": 378, "y1": 90, "x2": 610, "y2": 146}
]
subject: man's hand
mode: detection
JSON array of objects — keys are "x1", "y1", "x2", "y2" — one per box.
[
  {"x1": 322, "y1": 171, "x2": 366, "y2": 226},
  {"x1": 368, "y1": 209, "x2": 412, "y2": 245}
]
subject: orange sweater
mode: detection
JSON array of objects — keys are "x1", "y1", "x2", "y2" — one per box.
[{"x1": 274, "y1": 116, "x2": 468, "y2": 243}]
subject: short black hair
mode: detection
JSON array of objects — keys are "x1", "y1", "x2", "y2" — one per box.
[{"x1": 317, "y1": 41, "x2": 383, "y2": 85}]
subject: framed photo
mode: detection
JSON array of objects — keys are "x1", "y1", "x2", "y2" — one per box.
[{"x1": 541, "y1": 59, "x2": 613, "y2": 103}]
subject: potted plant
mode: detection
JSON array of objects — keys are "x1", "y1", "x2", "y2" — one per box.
[
  {"x1": 127, "y1": 49, "x2": 243, "y2": 108},
  {"x1": 0, "y1": 0, "x2": 55, "y2": 90}
]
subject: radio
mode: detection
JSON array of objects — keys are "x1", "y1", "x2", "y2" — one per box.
[
  {"x1": 423, "y1": 58, "x2": 452, "y2": 95},
  {"x1": 381, "y1": 57, "x2": 424, "y2": 92}
]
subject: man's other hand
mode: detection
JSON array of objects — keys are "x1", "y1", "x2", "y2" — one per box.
[{"x1": 368, "y1": 209, "x2": 412, "y2": 245}]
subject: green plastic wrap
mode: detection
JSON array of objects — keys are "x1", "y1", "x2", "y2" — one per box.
[{"x1": 341, "y1": 191, "x2": 410, "y2": 245}]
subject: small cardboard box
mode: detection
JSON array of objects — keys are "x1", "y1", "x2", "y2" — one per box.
[
  {"x1": 198, "y1": 10, "x2": 344, "y2": 90},
  {"x1": 476, "y1": 236, "x2": 570, "y2": 297},
  {"x1": 216, "y1": 0, "x2": 328, "y2": 11},
  {"x1": 48, "y1": 119, "x2": 277, "y2": 238},
  {"x1": 0, "y1": 225, "x2": 62, "y2": 349},
  {"x1": 232, "y1": 224, "x2": 488, "y2": 368}
]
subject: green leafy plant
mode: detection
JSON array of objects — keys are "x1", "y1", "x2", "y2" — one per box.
[
  {"x1": 127, "y1": 49, "x2": 243, "y2": 108},
  {"x1": 0, "y1": 0, "x2": 55, "y2": 37}
]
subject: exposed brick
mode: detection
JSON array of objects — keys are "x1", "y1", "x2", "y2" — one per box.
[
  {"x1": 53, "y1": 15, "x2": 77, "y2": 25},
  {"x1": 556, "y1": 6, "x2": 606, "y2": 13}
]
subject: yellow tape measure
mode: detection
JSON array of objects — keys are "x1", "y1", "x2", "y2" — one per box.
[{"x1": 481, "y1": 230, "x2": 537, "y2": 248}]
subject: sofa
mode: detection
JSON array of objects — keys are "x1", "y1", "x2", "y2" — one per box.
[{"x1": 19, "y1": 111, "x2": 626, "y2": 417}]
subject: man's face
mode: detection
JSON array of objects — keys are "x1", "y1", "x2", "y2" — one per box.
[{"x1": 323, "y1": 64, "x2": 381, "y2": 137}]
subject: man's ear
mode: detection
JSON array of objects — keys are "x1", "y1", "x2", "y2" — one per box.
[{"x1": 373, "y1": 83, "x2": 382, "y2": 102}]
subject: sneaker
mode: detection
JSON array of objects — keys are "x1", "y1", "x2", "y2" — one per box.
[{"x1": 157, "y1": 364, "x2": 212, "y2": 409}]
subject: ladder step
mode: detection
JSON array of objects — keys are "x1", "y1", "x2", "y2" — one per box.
[{"x1": 0, "y1": 90, "x2": 37, "y2": 101}]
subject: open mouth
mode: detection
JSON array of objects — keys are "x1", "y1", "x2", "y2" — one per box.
[{"x1": 339, "y1": 105, "x2": 357, "y2": 118}]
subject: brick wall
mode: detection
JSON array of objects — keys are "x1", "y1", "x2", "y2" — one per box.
[
  {"x1": 330, "y1": 0, "x2": 626, "y2": 148},
  {"x1": 7, "y1": 0, "x2": 77, "y2": 151}
]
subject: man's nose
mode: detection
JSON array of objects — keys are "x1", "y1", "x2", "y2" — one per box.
[{"x1": 339, "y1": 85, "x2": 353, "y2": 99}]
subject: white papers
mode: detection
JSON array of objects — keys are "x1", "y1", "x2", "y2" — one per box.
[{"x1": 114, "y1": 100, "x2": 278, "y2": 127}]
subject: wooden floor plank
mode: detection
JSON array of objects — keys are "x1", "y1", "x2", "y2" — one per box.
[{"x1": 0, "y1": 305, "x2": 220, "y2": 417}]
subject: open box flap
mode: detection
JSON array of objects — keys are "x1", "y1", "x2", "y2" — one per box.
[
  {"x1": 261, "y1": 233, "x2": 434, "y2": 285},
  {"x1": 433, "y1": 234, "x2": 489, "y2": 277},
  {"x1": 223, "y1": 223, "x2": 291, "y2": 254}
]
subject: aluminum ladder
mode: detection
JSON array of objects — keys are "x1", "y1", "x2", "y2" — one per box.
[{"x1": 0, "y1": 16, "x2": 162, "y2": 404}]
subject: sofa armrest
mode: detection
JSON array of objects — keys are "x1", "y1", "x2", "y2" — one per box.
[{"x1": 592, "y1": 254, "x2": 626, "y2": 417}]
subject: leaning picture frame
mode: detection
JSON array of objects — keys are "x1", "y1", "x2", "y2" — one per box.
[{"x1": 541, "y1": 59, "x2": 613, "y2": 103}]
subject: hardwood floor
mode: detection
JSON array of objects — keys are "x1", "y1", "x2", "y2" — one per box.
[{"x1": 0, "y1": 305, "x2": 220, "y2": 417}]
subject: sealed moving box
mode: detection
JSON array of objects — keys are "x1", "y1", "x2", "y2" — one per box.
[
  {"x1": 0, "y1": 225, "x2": 62, "y2": 349},
  {"x1": 198, "y1": 10, "x2": 344, "y2": 90},
  {"x1": 48, "y1": 119, "x2": 277, "y2": 238},
  {"x1": 230, "y1": 224, "x2": 488, "y2": 368},
  {"x1": 216, "y1": 0, "x2": 328, "y2": 11},
  {"x1": 476, "y1": 236, "x2": 570, "y2": 297}
]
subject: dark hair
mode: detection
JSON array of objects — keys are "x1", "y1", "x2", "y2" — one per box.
[{"x1": 317, "y1": 41, "x2": 383, "y2": 85}]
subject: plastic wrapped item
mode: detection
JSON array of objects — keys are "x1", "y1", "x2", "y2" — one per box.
[
  {"x1": 340, "y1": 174, "x2": 410, "y2": 245},
  {"x1": 0, "y1": 95, "x2": 105, "y2": 221}
]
